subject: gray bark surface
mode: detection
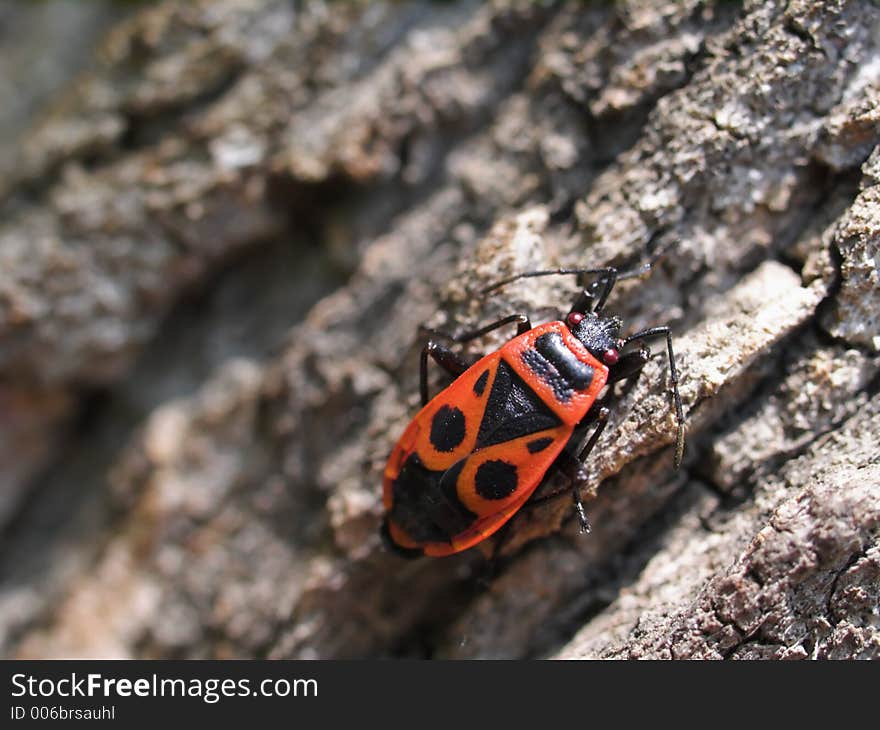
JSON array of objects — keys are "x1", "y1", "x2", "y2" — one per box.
[{"x1": 0, "y1": 0, "x2": 877, "y2": 659}]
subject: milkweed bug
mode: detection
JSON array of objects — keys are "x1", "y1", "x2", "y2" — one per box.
[{"x1": 381, "y1": 262, "x2": 684, "y2": 558}]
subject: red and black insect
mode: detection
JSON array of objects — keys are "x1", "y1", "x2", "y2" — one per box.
[{"x1": 381, "y1": 265, "x2": 684, "y2": 558}]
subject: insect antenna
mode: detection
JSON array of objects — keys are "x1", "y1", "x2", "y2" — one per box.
[
  {"x1": 481, "y1": 230, "x2": 676, "y2": 299},
  {"x1": 482, "y1": 263, "x2": 652, "y2": 314}
]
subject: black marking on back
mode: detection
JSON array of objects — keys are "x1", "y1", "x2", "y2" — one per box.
[
  {"x1": 475, "y1": 460, "x2": 518, "y2": 500},
  {"x1": 527, "y1": 437, "x2": 554, "y2": 453},
  {"x1": 390, "y1": 452, "x2": 477, "y2": 544},
  {"x1": 475, "y1": 360, "x2": 561, "y2": 449},
  {"x1": 521, "y1": 349, "x2": 572, "y2": 402},
  {"x1": 535, "y1": 333, "x2": 594, "y2": 389},
  {"x1": 521, "y1": 332, "x2": 594, "y2": 402},
  {"x1": 473, "y1": 369, "x2": 489, "y2": 396},
  {"x1": 429, "y1": 405, "x2": 466, "y2": 452}
]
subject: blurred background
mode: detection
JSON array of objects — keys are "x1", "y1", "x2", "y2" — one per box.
[{"x1": 0, "y1": 3, "x2": 131, "y2": 169}]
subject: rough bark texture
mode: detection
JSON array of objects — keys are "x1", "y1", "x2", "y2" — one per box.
[{"x1": 1, "y1": 0, "x2": 878, "y2": 659}]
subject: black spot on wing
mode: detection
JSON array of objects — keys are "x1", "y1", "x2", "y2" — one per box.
[
  {"x1": 475, "y1": 360, "x2": 561, "y2": 449},
  {"x1": 429, "y1": 405, "x2": 466, "y2": 452},
  {"x1": 475, "y1": 460, "x2": 518, "y2": 500},
  {"x1": 473, "y1": 369, "x2": 490, "y2": 396},
  {"x1": 390, "y1": 453, "x2": 476, "y2": 544},
  {"x1": 527, "y1": 437, "x2": 554, "y2": 453}
]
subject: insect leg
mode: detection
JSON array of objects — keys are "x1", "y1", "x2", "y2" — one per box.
[
  {"x1": 486, "y1": 397, "x2": 612, "y2": 562},
  {"x1": 622, "y1": 326, "x2": 684, "y2": 469},
  {"x1": 525, "y1": 398, "x2": 613, "y2": 533},
  {"x1": 607, "y1": 345, "x2": 651, "y2": 384},
  {"x1": 418, "y1": 313, "x2": 532, "y2": 404},
  {"x1": 420, "y1": 341, "x2": 473, "y2": 406}
]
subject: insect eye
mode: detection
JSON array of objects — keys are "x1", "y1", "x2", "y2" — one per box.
[
  {"x1": 567, "y1": 312, "x2": 585, "y2": 327},
  {"x1": 603, "y1": 348, "x2": 619, "y2": 365}
]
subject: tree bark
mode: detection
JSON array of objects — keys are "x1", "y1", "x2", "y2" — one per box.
[{"x1": 0, "y1": 0, "x2": 877, "y2": 659}]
